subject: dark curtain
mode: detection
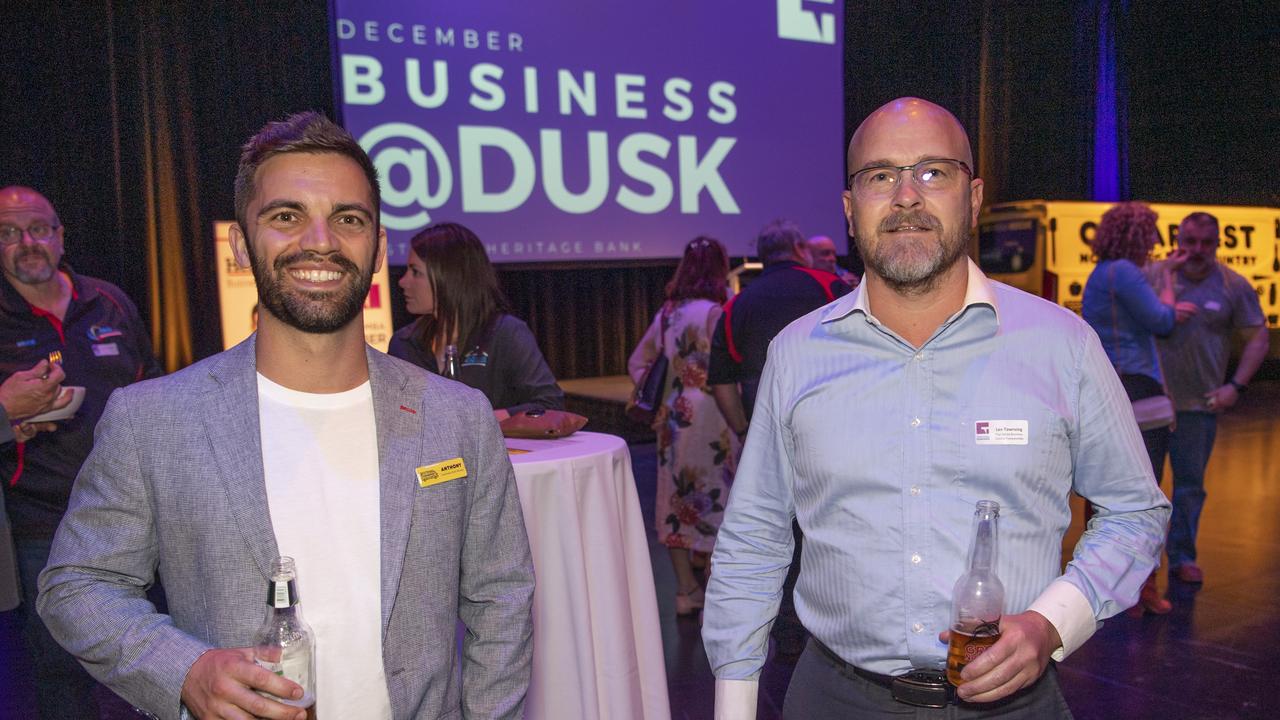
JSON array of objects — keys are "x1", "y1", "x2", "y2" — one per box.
[{"x1": 2, "y1": 1, "x2": 1273, "y2": 380}]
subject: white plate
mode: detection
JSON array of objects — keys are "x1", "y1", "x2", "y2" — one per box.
[{"x1": 24, "y1": 386, "x2": 86, "y2": 423}]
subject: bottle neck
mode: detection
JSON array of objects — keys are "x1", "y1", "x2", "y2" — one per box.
[
  {"x1": 966, "y1": 510, "x2": 999, "y2": 571},
  {"x1": 267, "y1": 578, "x2": 300, "y2": 610}
]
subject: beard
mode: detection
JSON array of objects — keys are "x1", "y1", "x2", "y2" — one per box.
[
  {"x1": 248, "y1": 246, "x2": 372, "y2": 334},
  {"x1": 856, "y1": 209, "x2": 970, "y2": 295},
  {"x1": 9, "y1": 245, "x2": 58, "y2": 284}
]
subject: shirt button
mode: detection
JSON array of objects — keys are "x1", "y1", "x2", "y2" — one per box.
[
  {"x1": 910, "y1": 486, "x2": 921, "y2": 496},
  {"x1": 914, "y1": 352, "x2": 924, "y2": 362},
  {"x1": 910, "y1": 417, "x2": 921, "y2": 428},
  {"x1": 912, "y1": 622, "x2": 924, "y2": 634},
  {"x1": 911, "y1": 553, "x2": 922, "y2": 565}
]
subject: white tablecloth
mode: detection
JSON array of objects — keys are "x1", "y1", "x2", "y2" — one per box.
[{"x1": 507, "y1": 432, "x2": 670, "y2": 720}]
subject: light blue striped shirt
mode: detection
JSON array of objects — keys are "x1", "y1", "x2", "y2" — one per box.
[{"x1": 704, "y1": 260, "x2": 1170, "y2": 680}]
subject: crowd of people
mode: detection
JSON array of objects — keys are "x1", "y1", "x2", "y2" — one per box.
[{"x1": 0, "y1": 96, "x2": 1267, "y2": 719}]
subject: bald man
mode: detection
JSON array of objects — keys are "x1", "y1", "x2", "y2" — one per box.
[
  {"x1": 806, "y1": 235, "x2": 860, "y2": 288},
  {"x1": 0, "y1": 186, "x2": 162, "y2": 718},
  {"x1": 703, "y1": 99, "x2": 1168, "y2": 718}
]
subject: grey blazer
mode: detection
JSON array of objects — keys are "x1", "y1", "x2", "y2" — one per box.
[{"x1": 37, "y1": 337, "x2": 534, "y2": 719}]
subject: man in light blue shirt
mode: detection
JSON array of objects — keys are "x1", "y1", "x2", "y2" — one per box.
[{"x1": 703, "y1": 98, "x2": 1170, "y2": 718}]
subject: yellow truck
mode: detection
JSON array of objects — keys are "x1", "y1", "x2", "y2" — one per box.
[{"x1": 976, "y1": 200, "x2": 1280, "y2": 354}]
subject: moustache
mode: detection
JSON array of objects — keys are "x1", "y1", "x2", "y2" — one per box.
[
  {"x1": 878, "y1": 211, "x2": 941, "y2": 233},
  {"x1": 273, "y1": 250, "x2": 360, "y2": 276}
]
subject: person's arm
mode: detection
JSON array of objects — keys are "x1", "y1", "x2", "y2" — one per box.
[
  {"x1": 495, "y1": 317, "x2": 564, "y2": 417},
  {"x1": 952, "y1": 327, "x2": 1170, "y2": 703},
  {"x1": 627, "y1": 311, "x2": 664, "y2": 385},
  {"x1": 1205, "y1": 324, "x2": 1269, "y2": 412},
  {"x1": 703, "y1": 346, "x2": 798, "y2": 719},
  {"x1": 707, "y1": 313, "x2": 748, "y2": 436},
  {"x1": 117, "y1": 288, "x2": 164, "y2": 380},
  {"x1": 1113, "y1": 261, "x2": 1177, "y2": 336},
  {"x1": 37, "y1": 391, "x2": 216, "y2": 719},
  {"x1": 457, "y1": 389, "x2": 535, "y2": 719}
]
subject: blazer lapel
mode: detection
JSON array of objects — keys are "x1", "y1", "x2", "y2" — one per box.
[
  {"x1": 201, "y1": 336, "x2": 279, "y2": 580},
  {"x1": 368, "y1": 349, "x2": 422, "y2": 637}
]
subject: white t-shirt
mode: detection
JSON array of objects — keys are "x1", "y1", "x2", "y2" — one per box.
[{"x1": 257, "y1": 374, "x2": 393, "y2": 720}]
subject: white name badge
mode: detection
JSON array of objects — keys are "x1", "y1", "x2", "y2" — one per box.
[
  {"x1": 92, "y1": 342, "x2": 120, "y2": 357},
  {"x1": 975, "y1": 419, "x2": 1029, "y2": 445}
]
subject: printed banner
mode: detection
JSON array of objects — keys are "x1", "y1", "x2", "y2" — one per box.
[{"x1": 331, "y1": 1, "x2": 846, "y2": 263}]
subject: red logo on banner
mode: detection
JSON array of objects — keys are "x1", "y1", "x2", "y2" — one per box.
[{"x1": 365, "y1": 284, "x2": 381, "y2": 309}]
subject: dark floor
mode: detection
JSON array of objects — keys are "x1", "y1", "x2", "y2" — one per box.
[{"x1": 2, "y1": 383, "x2": 1276, "y2": 719}]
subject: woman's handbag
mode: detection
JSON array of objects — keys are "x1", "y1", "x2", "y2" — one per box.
[
  {"x1": 626, "y1": 310, "x2": 669, "y2": 425},
  {"x1": 1110, "y1": 264, "x2": 1176, "y2": 431}
]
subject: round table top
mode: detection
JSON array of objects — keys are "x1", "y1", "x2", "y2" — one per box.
[{"x1": 504, "y1": 431, "x2": 625, "y2": 465}]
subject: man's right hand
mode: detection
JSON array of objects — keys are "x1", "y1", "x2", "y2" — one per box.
[
  {"x1": 0, "y1": 360, "x2": 70, "y2": 420},
  {"x1": 180, "y1": 648, "x2": 307, "y2": 720}
]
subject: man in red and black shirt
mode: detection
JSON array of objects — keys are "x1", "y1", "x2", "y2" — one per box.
[
  {"x1": 0, "y1": 185, "x2": 161, "y2": 718},
  {"x1": 709, "y1": 220, "x2": 851, "y2": 436}
]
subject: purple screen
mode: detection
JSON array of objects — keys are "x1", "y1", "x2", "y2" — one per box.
[{"x1": 331, "y1": 1, "x2": 845, "y2": 264}]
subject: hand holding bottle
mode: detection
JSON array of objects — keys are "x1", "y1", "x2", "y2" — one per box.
[
  {"x1": 180, "y1": 647, "x2": 308, "y2": 720},
  {"x1": 938, "y1": 610, "x2": 1061, "y2": 703}
]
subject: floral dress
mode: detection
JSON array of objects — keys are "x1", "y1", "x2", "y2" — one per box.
[{"x1": 628, "y1": 299, "x2": 738, "y2": 552}]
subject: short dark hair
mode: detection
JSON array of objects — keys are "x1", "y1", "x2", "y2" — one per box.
[
  {"x1": 408, "y1": 222, "x2": 510, "y2": 353},
  {"x1": 1179, "y1": 211, "x2": 1220, "y2": 239},
  {"x1": 233, "y1": 112, "x2": 381, "y2": 234},
  {"x1": 756, "y1": 219, "x2": 805, "y2": 265},
  {"x1": 664, "y1": 236, "x2": 729, "y2": 304}
]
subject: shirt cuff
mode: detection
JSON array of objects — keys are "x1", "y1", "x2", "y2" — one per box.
[
  {"x1": 714, "y1": 678, "x2": 758, "y2": 720},
  {"x1": 1028, "y1": 579, "x2": 1097, "y2": 660}
]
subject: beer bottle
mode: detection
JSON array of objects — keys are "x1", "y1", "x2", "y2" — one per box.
[
  {"x1": 253, "y1": 556, "x2": 317, "y2": 718},
  {"x1": 443, "y1": 344, "x2": 460, "y2": 380},
  {"x1": 947, "y1": 500, "x2": 1005, "y2": 686}
]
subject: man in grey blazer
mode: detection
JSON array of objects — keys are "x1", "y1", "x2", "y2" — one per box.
[{"x1": 38, "y1": 112, "x2": 534, "y2": 720}]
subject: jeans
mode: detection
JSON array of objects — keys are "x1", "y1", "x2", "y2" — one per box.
[
  {"x1": 15, "y1": 536, "x2": 101, "y2": 720},
  {"x1": 1160, "y1": 412, "x2": 1217, "y2": 568}
]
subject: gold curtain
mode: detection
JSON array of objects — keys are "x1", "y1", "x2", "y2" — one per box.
[{"x1": 119, "y1": 5, "x2": 197, "y2": 371}]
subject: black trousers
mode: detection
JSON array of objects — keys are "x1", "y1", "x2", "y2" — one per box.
[{"x1": 783, "y1": 639, "x2": 1075, "y2": 719}]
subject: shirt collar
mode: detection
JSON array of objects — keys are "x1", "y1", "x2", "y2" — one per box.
[{"x1": 821, "y1": 257, "x2": 1000, "y2": 327}]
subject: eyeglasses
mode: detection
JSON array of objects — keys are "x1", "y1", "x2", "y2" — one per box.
[
  {"x1": 848, "y1": 159, "x2": 973, "y2": 199},
  {"x1": 0, "y1": 223, "x2": 60, "y2": 246}
]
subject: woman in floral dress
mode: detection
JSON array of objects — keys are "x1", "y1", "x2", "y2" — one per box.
[{"x1": 628, "y1": 237, "x2": 737, "y2": 616}]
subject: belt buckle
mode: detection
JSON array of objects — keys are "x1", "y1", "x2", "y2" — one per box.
[{"x1": 890, "y1": 669, "x2": 951, "y2": 708}]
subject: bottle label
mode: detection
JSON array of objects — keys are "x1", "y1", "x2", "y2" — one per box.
[
  {"x1": 268, "y1": 579, "x2": 297, "y2": 608},
  {"x1": 256, "y1": 649, "x2": 311, "y2": 695}
]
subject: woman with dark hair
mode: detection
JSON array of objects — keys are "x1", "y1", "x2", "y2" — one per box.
[
  {"x1": 628, "y1": 236, "x2": 737, "y2": 616},
  {"x1": 389, "y1": 222, "x2": 564, "y2": 419},
  {"x1": 1081, "y1": 202, "x2": 1196, "y2": 616}
]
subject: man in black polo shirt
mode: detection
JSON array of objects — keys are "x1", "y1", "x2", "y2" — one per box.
[
  {"x1": 0, "y1": 185, "x2": 162, "y2": 719},
  {"x1": 708, "y1": 220, "x2": 849, "y2": 660},
  {"x1": 709, "y1": 220, "x2": 850, "y2": 434}
]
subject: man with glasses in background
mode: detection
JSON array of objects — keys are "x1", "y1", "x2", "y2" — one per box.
[
  {"x1": 0, "y1": 185, "x2": 162, "y2": 719},
  {"x1": 704, "y1": 98, "x2": 1169, "y2": 717}
]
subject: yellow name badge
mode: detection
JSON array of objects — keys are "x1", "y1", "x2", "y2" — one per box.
[{"x1": 416, "y1": 458, "x2": 467, "y2": 488}]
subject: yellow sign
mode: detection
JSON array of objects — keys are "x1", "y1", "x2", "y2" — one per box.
[
  {"x1": 416, "y1": 458, "x2": 468, "y2": 487},
  {"x1": 213, "y1": 221, "x2": 395, "y2": 351},
  {"x1": 977, "y1": 201, "x2": 1280, "y2": 331}
]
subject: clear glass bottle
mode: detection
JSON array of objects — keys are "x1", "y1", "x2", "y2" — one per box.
[
  {"x1": 947, "y1": 500, "x2": 1005, "y2": 686},
  {"x1": 253, "y1": 556, "x2": 317, "y2": 717},
  {"x1": 442, "y1": 344, "x2": 460, "y2": 380}
]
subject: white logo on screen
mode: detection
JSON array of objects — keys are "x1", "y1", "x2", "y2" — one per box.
[{"x1": 777, "y1": 0, "x2": 835, "y2": 44}]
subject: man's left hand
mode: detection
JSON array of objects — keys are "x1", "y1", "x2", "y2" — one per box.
[
  {"x1": 1203, "y1": 384, "x2": 1238, "y2": 413},
  {"x1": 13, "y1": 422, "x2": 57, "y2": 443},
  {"x1": 938, "y1": 610, "x2": 1061, "y2": 703}
]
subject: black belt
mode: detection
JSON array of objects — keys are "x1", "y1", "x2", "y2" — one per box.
[{"x1": 811, "y1": 638, "x2": 955, "y2": 708}]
